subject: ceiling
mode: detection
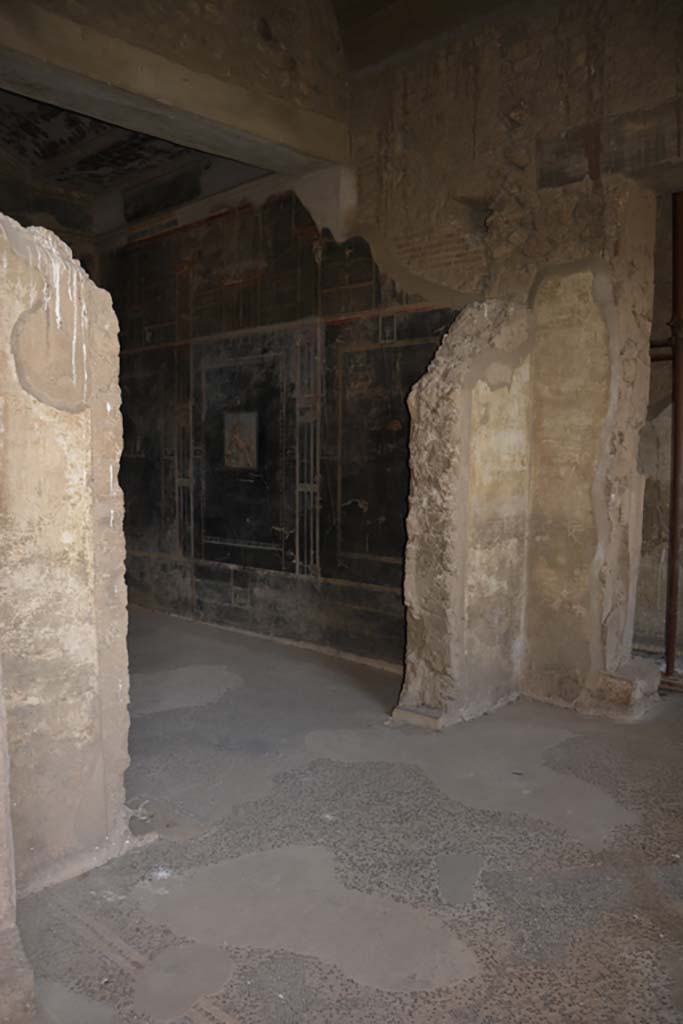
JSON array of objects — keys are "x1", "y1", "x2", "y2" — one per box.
[
  {"x1": 332, "y1": 0, "x2": 395, "y2": 29},
  {"x1": 332, "y1": 0, "x2": 513, "y2": 68},
  {"x1": 0, "y1": 88, "x2": 267, "y2": 199},
  {"x1": 0, "y1": 0, "x2": 511, "y2": 227}
]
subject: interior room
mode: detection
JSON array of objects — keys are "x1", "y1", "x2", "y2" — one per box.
[{"x1": 0, "y1": 2, "x2": 682, "y2": 1023}]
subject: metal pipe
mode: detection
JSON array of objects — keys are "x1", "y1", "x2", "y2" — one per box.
[{"x1": 664, "y1": 192, "x2": 683, "y2": 676}]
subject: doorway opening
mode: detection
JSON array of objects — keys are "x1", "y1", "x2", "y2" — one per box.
[{"x1": 0, "y1": 81, "x2": 454, "y2": 840}]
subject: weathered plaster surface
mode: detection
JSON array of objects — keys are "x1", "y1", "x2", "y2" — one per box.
[
  {"x1": 526, "y1": 269, "x2": 607, "y2": 703},
  {"x1": 401, "y1": 301, "x2": 531, "y2": 723},
  {"x1": 399, "y1": 179, "x2": 658, "y2": 722},
  {"x1": 0, "y1": 671, "x2": 16, "y2": 954},
  {"x1": 0, "y1": 214, "x2": 130, "y2": 894},
  {"x1": 351, "y1": 0, "x2": 681, "y2": 306},
  {"x1": 345, "y1": 0, "x2": 668, "y2": 724},
  {"x1": 31, "y1": 0, "x2": 347, "y2": 122},
  {"x1": 634, "y1": 196, "x2": 680, "y2": 654},
  {"x1": 0, "y1": 666, "x2": 35, "y2": 1023},
  {"x1": 636, "y1": 363, "x2": 674, "y2": 649},
  {"x1": 577, "y1": 183, "x2": 659, "y2": 710}
]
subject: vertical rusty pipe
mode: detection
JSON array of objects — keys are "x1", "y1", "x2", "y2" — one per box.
[{"x1": 664, "y1": 193, "x2": 683, "y2": 676}]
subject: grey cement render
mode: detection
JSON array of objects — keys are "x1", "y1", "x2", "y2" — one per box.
[{"x1": 19, "y1": 608, "x2": 683, "y2": 1023}]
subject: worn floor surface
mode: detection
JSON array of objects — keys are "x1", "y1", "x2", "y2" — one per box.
[{"x1": 20, "y1": 608, "x2": 683, "y2": 1023}]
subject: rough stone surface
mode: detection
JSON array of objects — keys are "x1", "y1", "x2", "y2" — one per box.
[
  {"x1": 16, "y1": 609, "x2": 683, "y2": 1024},
  {"x1": 0, "y1": 214, "x2": 130, "y2": 894},
  {"x1": 634, "y1": 195, "x2": 680, "y2": 655},
  {"x1": 399, "y1": 179, "x2": 658, "y2": 720},
  {"x1": 636, "y1": 359, "x2": 674, "y2": 652},
  {"x1": 346, "y1": 0, "x2": 668, "y2": 721},
  {"x1": 0, "y1": 667, "x2": 35, "y2": 1024},
  {"x1": 400, "y1": 300, "x2": 531, "y2": 722},
  {"x1": 0, "y1": 668, "x2": 16, "y2": 938}
]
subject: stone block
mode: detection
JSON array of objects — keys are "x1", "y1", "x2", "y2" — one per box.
[
  {"x1": 0, "y1": 215, "x2": 130, "y2": 893},
  {"x1": 576, "y1": 658, "x2": 660, "y2": 719}
]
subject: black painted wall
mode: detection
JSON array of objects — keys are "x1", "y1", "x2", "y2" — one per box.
[{"x1": 111, "y1": 192, "x2": 456, "y2": 662}]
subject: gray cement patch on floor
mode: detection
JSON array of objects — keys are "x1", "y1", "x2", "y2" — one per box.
[
  {"x1": 133, "y1": 943, "x2": 236, "y2": 1020},
  {"x1": 125, "y1": 609, "x2": 399, "y2": 829},
  {"x1": 437, "y1": 853, "x2": 483, "y2": 905},
  {"x1": 126, "y1": 741, "x2": 309, "y2": 827},
  {"x1": 135, "y1": 845, "x2": 478, "y2": 991},
  {"x1": 130, "y1": 664, "x2": 243, "y2": 716},
  {"x1": 36, "y1": 979, "x2": 117, "y2": 1024},
  {"x1": 305, "y1": 706, "x2": 637, "y2": 849}
]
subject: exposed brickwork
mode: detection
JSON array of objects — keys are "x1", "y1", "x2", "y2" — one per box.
[{"x1": 351, "y1": 0, "x2": 682, "y2": 305}]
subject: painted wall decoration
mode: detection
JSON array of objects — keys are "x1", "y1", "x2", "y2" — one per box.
[
  {"x1": 224, "y1": 411, "x2": 258, "y2": 469},
  {"x1": 113, "y1": 191, "x2": 457, "y2": 660}
]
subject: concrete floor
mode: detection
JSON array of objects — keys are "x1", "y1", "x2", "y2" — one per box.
[{"x1": 20, "y1": 608, "x2": 683, "y2": 1023}]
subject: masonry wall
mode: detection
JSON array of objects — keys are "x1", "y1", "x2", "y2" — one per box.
[
  {"x1": 0, "y1": 664, "x2": 34, "y2": 1024},
  {"x1": 634, "y1": 194, "x2": 680, "y2": 655},
  {"x1": 351, "y1": 0, "x2": 679, "y2": 308},
  {"x1": 401, "y1": 302, "x2": 531, "y2": 722},
  {"x1": 343, "y1": 0, "x2": 671, "y2": 719},
  {"x1": 398, "y1": 180, "x2": 658, "y2": 723},
  {"x1": 0, "y1": 215, "x2": 129, "y2": 894},
  {"x1": 28, "y1": 0, "x2": 347, "y2": 122},
  {"x1": 111, "y1": 192, "x2": 456, "y2": 663}
]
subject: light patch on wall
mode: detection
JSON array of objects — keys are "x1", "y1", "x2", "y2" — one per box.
[{"x1": 224, "y1": 411, "x2": 258, "y2": 469}]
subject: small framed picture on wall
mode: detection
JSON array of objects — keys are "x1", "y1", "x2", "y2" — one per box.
[{"x1": 224, "y1": 411, "x2": 258, "y2": 470}]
